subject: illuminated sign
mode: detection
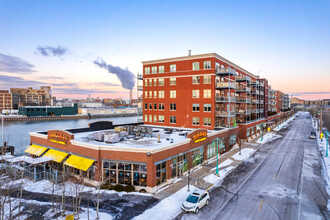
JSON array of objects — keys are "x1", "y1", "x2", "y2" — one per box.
[
  {"x1": 47, "y1": 130, "x2": 74, "y2": 145},
  {"x1": 188, "y1": 129, "x2": 208, "y2": 143}
]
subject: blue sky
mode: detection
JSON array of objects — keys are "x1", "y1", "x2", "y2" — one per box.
[{"x1": 0, "y1": 0, "x2": 329, "y2": 99}]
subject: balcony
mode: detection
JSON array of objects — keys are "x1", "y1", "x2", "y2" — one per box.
[
  {"x1": 236, "y1": 75, "x2": 251, "y2": 82},
  {"x1": 137, "y1": 74, "x2": 143, "y2": 80},
  {"x1": 137, "y1": 86, "x2": 143, "y2": 91},
  {"x1": 251, "y1": 90, "x2": 260, "y2": 95},
  {"x1": 252, "y1": 109, "x2": 259, "y2": 113},
  {"x1": 214, "y1": 123, "x2": 232, "y2": 129},
  {"x1": 250, "y1": 81, "x2": 259, "y2": 87},
  {"x1": 252, "y1": 99, "x2": 260, "y2": 104},
  {"x1": 216, "y1": 111, "x2": 236, "y2": 117},
  {"x1": 259, "y1": 82, "x2": 264, "y2": 87},
  {"x1": 236, "y1": 86, "x2": 251, "y2": 93},
  {"x1": 216, "y1": 67, "x2": 237, "y2": 76},
  {"x1": 216, "y1": 82, "x2": 236, "y2": 89},
  {"x1": 236, "y1": 98, "x2": 251, "y2": 103},
  {"x1": 260, "y1": 91, "x2": 264, "y2": 95},
  {"x1": 236, "y1": 110, "x2": 251, "y2": 115},
  {"x1": 216, "y1": 96, "x2": 236, "y2": 103}
]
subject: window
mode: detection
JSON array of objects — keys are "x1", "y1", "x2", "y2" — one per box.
[
  {"x1": 149, "y1": 115, "x2": 152, "y2": 122},
  {"x1": 170, "y1": 64, "x2": 176, "y2": 72},
  {"x1": 170, "y1": 103, "x2": 176, "y2": 111},
  {"x1": 144, "y1": 103, "x2": 148, "y2": 110},
  {"x1": 192, "y1": 90, "x2": 199, "y2": 98},
  {"x1": 154, "y1": 79, "x2": 157, "y2": 86},
  {"x1": 204, "y1": 75, "x2": 211, "y2": 84},
  {"x1": 207, "y1": 143, "x2": 216, "y2": 159},
  {"x1": 145, "y1": 67, "x2": 150, "y2": 74},
  {"x1": 156, "y1": 162, "x2": 166, "y2": 185},
  {"x1": 192, "y1": 148, "x2": 204, "y2": 167},
  {"x1": 229, "y1": 135, "x2": 237, "y2": 145},
  {"x1": 149, "y1": 79, "x2": 152, "y2": 86},
  {"x1": 152, "y1": 66, "x2": 157, "y2": 74},
  {"x1": 158, "y1": 78, "x2": 164, "y2": 86},
  {"x1": 203, "y1": 61, "x2": 211, "y2": 69},
  {"x1": 215, "y1": 62, "x2": 220, "y2": 69},
  {"x1": 158, "y1": 91, "x2": 164, "y2": 98},
  {"x1": 159, "y1": 66, "x2": 164, "y2": 73},
  {"x1": 170, "y1": 90, "x2": 176, "y2": 98},
  {"x1": 192, "y1": 117, "x2": 200, "y2": 125},
  {"x1": 170, "y1": 116, "x2": 176, "y2": 124},
  {"x1": 192, "y1": 104, "x2": 200, "y2": 112},
  {"x1": 144, "y1": 79, "x2": 148, "y2": 86},
  {"x1": 204, "y1": 89, "x2": 211, "y2": 98},
  {"x1": 192, "y1": 76, "x2": 200, "y2": 84},
  {"x1": 149, "y1": 103, "x2": 152, "y2": 110},
  {"x1": 159, "y1": 103, "x2": 164, "y2": 110},
  {"x1": 170, "y1": 77, "x2": 176, "y2": 85},
  {"x1": 144, "y1": 91, "x2": 148, "y2": 98},
  {"x1": 149, "y1": 91, "x2": 152, "y2": 98},
  {"x1": 154, "y1": 91, "x2": 157, "y2": 98},
  {"x1": 192, "y1": 62, "x2": 199, "y2": 70},
  {"x1": 159, "y1": 115, "x2": 164, "y2": 123},
  {"x1": 203, "y1": 118, "x2": 211, "y2": 126},
  {"x1": 144, "y1": 114, "x2": 148, "y2": 122},
  {"x1": 204, "y1": 104, "x2": 211, "y2": 112},
  {"x1": 154, "y1": 115, "x2": 157, "y2": 122},
  {"x1": 154, "y1": 103, "x2": 157, "y2": 110}
]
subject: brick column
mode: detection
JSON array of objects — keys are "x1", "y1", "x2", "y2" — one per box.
[{"x1": 166, "y1": 160, "x2": 172, "y2": 180}]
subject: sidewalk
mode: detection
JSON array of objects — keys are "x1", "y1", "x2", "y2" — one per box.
[{"x1": 153, "y1": 134, "x2": 264, "y2": 200}]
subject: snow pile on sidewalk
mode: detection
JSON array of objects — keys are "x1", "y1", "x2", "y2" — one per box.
[
  {"x1": 312, "y1": 117, "x2": 330, "y2": 210},
  {"x1": 273, "y1": 114, "x2": 296, "y2": 131},
  {"x1": 256, "y1": 132, "x2": 282, "y2": 144},
  {"x1": 210, "y1": 159, "x2": 233, "y2": 172},
  {"x1": 204, "y1": 166, "x2": 234, "y2": 184},
  {"x1": 232, "y1": 148, "x2": 255, "y2": 161},
  {"x1": 134, "y1": 185, "x2": 197, "y2": 220}
]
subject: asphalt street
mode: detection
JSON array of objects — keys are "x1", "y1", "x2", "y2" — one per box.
[{"x1": 178, "y1": 112, "x2": 330, "y2": 220}]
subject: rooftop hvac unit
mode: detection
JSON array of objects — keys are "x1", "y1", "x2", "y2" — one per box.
[
  {"x1": 93, "y1": 133, "x2": 104, "y2": 142},
  {"x1": 104, "y1": 133, "x2": 121, "y2": 143}
]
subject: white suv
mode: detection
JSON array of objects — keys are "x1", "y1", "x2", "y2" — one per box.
[{"x1": 181, "y1": 189, "x2": 210, "y2": 214}]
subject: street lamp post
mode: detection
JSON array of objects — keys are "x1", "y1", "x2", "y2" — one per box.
[
  {"x1": 325, "y1": 131, "x2": 329, "y2": 157},
  {"x1": 216, "y1": 138, "x2": 219, "y2": 176},
  {"x1": 261, "y1": 123, "x2": 264, "y2": 142}
]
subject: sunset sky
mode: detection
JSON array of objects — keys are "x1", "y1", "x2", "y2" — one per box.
[{"x1": 0, "y1": 0, "x2": 329, "y2": 100}]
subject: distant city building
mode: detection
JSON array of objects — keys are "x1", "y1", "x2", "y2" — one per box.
[
  {"x1": 19, "y1": 103, "x2": 78, "y2": 117},
  {"x1": 0, "y1": 90, "x2": 13, "y2": 112},
  {"x1": 10, "y1": 86, "x2": 52, "y2": 109}
]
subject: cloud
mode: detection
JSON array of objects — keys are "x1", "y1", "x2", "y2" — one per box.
[
  {"x1": 0, "y1": 53, "x2": 36, "y2": 74},
  {"x1": 0, "y1": 75, "x2": 45, "y2": 88},
  {"x1": 53, "y1": 88, "x2": 119, "y2": 95},
  {"x1": 83, "y1": 82, "x2": 120, "y2": 87},
  {"x1": 93, "y1": 57, "x2": 135, "y2": 90},
  {"x1": 39, "y1": 76, "x2": 64, "y2": 80},
  {"x1": 35, "y1": 45, "x2": 69, "y2": 58},
  {"x1": 290, "y1": 91, "x2": 330, "y2": 96}
]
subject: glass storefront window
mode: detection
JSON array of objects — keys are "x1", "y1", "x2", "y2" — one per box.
[
  {"x1": 156, "y1": 162, "x2": 166, "y2": 185},
  {"x1": 207, "y1": 143, "x2": 216, "y2": 159},
  {"x1": 192, "y1": 147, "x2": 204, "y2": 167},
  {"x1": 229, "y1": 135, "x2": 237, "y2": 145}
]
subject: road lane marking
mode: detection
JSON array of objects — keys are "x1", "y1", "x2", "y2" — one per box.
[{"x1": 258, "y1": 200, "x2": 264, "y2": 212}]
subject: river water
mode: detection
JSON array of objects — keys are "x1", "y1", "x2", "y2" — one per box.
[{"x1": 1, "y1": 116, "x2": 142, "y2": 154}]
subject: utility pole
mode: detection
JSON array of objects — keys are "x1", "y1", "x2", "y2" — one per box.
[{"x1": 320, "y1": 108, "x2": 323, "y2": 134}]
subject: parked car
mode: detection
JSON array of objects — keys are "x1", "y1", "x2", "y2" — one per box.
[
  {"x1": 181, "y1": 189, "x2": 210, "y2": 214},
  {"x1": 309, "y1": 131, "x2": 316, "y2": 139}
]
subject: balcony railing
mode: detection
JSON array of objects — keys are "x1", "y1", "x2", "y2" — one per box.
[
  {"x1": 236, "y1": 110, "x2": 251, "y2": 115},
  {"x1": 137, "y1": 74, "x2": 143, "y2": 80},
  {"x1": 215, "y1": 82, "x2": 236, "y2": 89},
  {"x1": 216, "y1": 96, "x2": 236, "y2": 103},
  {"x1": 216, "y1": 67, "x2": 237, "y2": 76},
  {"x1": 236, "y1": 75, "x2": 251, "y2": 82},
  {"x1": 216, "y1": 111, "x2": 236, "y2": 117},
  {"x1": 214, "y1": 123, "x2": 233, "y2": 128},
  {"x1": 250, "y1": 81, "x2": 259, "y2": 87},
  {"x1": 260, "y1": 91, "x2": 264, "y2": 95},
  {"x1": 251, "y1": 90, "x2": 260, "y2": 95},
  {"x1": 137, "y1": 86, "x2": 143, "y2": 91},
  {"x1": 236, "y1": 87, "x2": 251, "y2": 93},
  {"x1": 236, "y1": 98, "x2": 251, "y2": 103},
  {"x1": 252, "y1": 109, "x2": 259, "y2": 113}
]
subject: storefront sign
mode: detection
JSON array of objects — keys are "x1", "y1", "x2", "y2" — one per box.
[
  {"x1": 187, "y1": 129, "x2": 208, "y2": 143},
  {"x1": 47, "y1": 130, "x2": 74, "y2": 145}
]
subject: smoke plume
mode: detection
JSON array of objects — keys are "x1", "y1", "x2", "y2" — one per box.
[{"x1": 93, "y1": 57, "x2": 135, "y2": 90}]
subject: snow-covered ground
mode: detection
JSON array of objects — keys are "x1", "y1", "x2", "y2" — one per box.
[
  {"x1": 232, "y1": 148, "x2": 255, "y2": 161},
  {"x1": 256, "y1": 132, "x2": 282, "y2": 144},
  {"x1": 273, "y1": 113, "x2": 297, "y2": 131},
  {"x1": 312, "y1": 117, "x2": 330, "y2": 210}
]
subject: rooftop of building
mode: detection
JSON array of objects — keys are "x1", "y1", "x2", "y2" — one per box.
[
  {"x1": 142, "y1": 52, "x2": 257, "y2": 78},
  {"x1": 30, "y1": 121, "x2": 226, "y2": 153}
]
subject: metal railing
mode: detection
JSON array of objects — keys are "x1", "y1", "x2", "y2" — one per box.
[
  {"x1": 236, "y1": 75, "x2": 251, "y2": 82},
  {"x1": 137, "y1": 74, "x2": 143, "y2": 80},
  {"x1": 215, "y1": 82, "x2": 236, "y2": 89},
  {"x1": 216, "y1": 67, "x2": 237, "y2": 75},
  {"x1": 236, "y1": 98, "x2": 251, "y2": 103},
  {"x1": 236, "y1": 87, "x2": 251, "y2": 92},
  {"x1": 137, "y1": 86, "x2": 143, "y2": 91},
  {"x1": 215, "y1": 111, "x2": 236, "y2": 117},
  {"x1": 215, "y1": 97, "x2": 236, "y2": 102}
]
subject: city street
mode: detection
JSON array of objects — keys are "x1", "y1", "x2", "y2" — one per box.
[{"x1": 178, "y1": 112, "x2": 330, "y2": 220}]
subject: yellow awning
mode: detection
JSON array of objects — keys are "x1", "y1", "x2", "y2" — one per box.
[
  {"x1": 25, "y1": 144, "x2": 48, "y2": 156},
  {"x1": 42, "y1": 149, "x2": 68, "y2": 163},
  {"x1": 64, "y1": 155, "x2": 94, "y2": 171}
]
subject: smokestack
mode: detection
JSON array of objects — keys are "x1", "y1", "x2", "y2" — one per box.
[
  {"x1": 188, "y1": 49, "x2": 191, "y2": 56},
  {"x1": 130, "y1": 89, "x2": 133, "y2": 103}
]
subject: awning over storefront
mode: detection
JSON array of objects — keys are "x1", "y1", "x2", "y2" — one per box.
[
  {"x1": 25, "y1": 144, "x2": 48, "y2": 156},
  {"x1": 42, "y1": 149, "x2": 68, "y2": 163},
  {"x1": 64, "y1": 155, "x2": 94, "y2": 171}
]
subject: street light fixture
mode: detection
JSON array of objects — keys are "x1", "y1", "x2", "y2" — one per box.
[
  {"x1": 325, "y1": 131, "x2": 329, "y2": 157},
  {"x1": 214, "y1": 137, "x2": 224, "y2": 176}
]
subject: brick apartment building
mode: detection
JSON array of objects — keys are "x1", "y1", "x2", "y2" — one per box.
[
  {"x1": 140, "y1": 52, "x2": 290, "y2": 139},
  {"x1": 0, "y1": 90, "x2": 13, "y2": 112}
]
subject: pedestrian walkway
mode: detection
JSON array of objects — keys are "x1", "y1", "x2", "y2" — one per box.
[{"x1": 153, "y1": 133, "x2": 265, "y2": 200}]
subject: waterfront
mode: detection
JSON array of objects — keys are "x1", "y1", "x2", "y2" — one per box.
[{"x1": 1, "y1": 116, "x2": 142, "y2": 154}]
